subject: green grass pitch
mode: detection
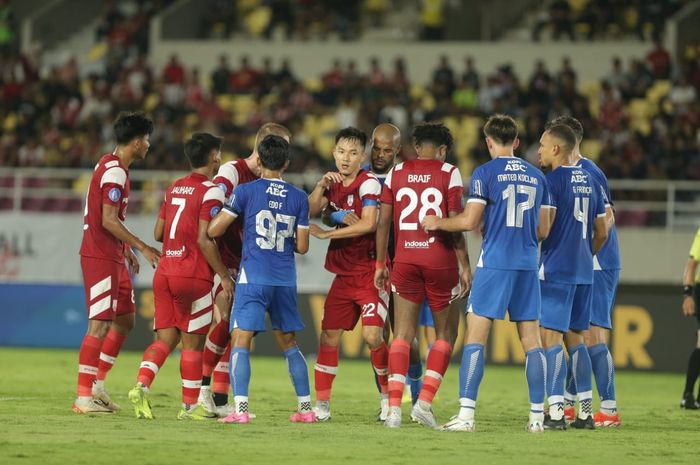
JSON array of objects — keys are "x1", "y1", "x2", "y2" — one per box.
[{"x1": 1, "y1": 347, "x2": 699, "y2": 465}]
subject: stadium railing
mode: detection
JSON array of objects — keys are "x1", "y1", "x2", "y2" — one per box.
[{"x1": 1, "y1": 168, "x2": 699, "y2": 230}]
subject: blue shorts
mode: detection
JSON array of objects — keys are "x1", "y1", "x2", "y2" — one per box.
[
  {"x1": 466, "y1": 268, "x2": 540, "y2": 321},
  {"x1": 589, "y1": 269, "x2": 620, "y2": 329},
  {"x1": 540, "y1": 281, "x2": 592, "y2": 333},
  {"x1": 230, "y1": 283, "x2": 304, "y2": 333},
  {"x1": 419, "y1": 300, "x2": 434, "y2": 327}
]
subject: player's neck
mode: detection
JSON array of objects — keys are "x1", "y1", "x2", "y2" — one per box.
[
  {"x1": 192, "y1": 167, "x2": 213, "y2": 180},
  {"x1": 551, "y1": 154, "x2": 576, "y2": 170},
  {"x1": 342, "y1": 170, "x2": 360, "y2": 186},
  {"x1": 490, "y1": 150, "x2": 514, "y2": 158},
  {"x1": 114, "y1": 146, "x2": 136, "y2": 168},
  {"x1": 261, "y1": 168, "x2": 283, "y2": 180}
]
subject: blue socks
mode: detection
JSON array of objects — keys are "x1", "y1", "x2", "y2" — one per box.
[
  {"x1": 284, "y1": 345, "x2": 312, "y2": 413},
  {"x1": 525, "y1": 348, "x2": 546, "y2": 413},
  {"x1": 565, "y1": 358, "x2": 577, "y2": 407},
  {"x1": 230, "y1": 347, "x2": 250, "y2": 414},
  {"x1": 407, "y1": 362, "x2": 423, "y2": 405},
  {"x1": 589, "y1": 343, "x2": 617, "y2": 413},
  {"x1": 457, "y1": 344, "x2": 484, "y2": 421},
  {"x1": 568, "y1": 343, "x2": 593, "y2": 419},
  {"x1": 545, "y1": 345, "x2": 566, "y2": 420}
]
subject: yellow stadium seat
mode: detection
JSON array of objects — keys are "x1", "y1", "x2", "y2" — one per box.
[
  {"x1": 231, "y1": 95, "x2": 256, "y2": 126},
  {"x1": 315, "y1": 115, "x2": 339, "y2": 159},
  {"x1": 410, "y1": 84, "x2": 426, "y2": 100},
  {"x1": 244, "y1": 6, "x2": 271, "y2": 38},
  {"x1": 646, "y1": 80, "x2": 671, "y2": 104},
  {"x1": 143, "y1": 93, "x2": 160, "y2": 113},
  {"x1": 628, "y1": 98, "x2": 653, "y2": 119},
  {"x1": 304, "y1": 78, "x2": 323, "y2": 93},
  {"x1": 72, "y1": 173, "x2": 91, "y2": 195},
  {"x1": 216, "y1": 95, "x2": 235, "y2": 111},
  {"x1": 579, "y1": 139, "x2": 602, "y2": 162}
]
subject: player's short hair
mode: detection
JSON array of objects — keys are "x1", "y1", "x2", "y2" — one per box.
[
  {"x1": 412, "y1": 121, "x2": 454, "y2": 151},
  {"x1": 546, "y1": 124, "x2": 577, "y2": 155},
  {"x1": 254, "y1": 123, "x2": 291, "y2": 148},
  {"x1": 545, "y1": 116, "x2": 583, "y2": 142},
  {"x1": 184, "y1": 132, "x2": 223, "y2": 169},
  {"x1": 335, "y1": 127, "x2": 367, "y2": 147},
  {"x1": 258, "y1": 135, "x2": 289, "y2": 170},
  {"x1": 483, "y1": 114, "x2": 518, "y2": 145},
  {"x1": 113, "y1": 112, "x2": 154, "y2": 145}
]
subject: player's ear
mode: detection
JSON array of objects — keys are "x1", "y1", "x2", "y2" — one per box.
[
  {"x1": 282, "y1": 159, "x2": 290, "y2": 172},
  {"x1": 512, "y1": 137, "x2": 520, "y2": 150}
]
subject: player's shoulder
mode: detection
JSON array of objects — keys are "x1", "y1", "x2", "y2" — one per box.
[
  {"x1": 202, "y1": 181, "x2": 226, "y2": 203},
  {"x1": 97, "y1": 154, "x2": 127, "y2": 186},
  {"x1": 284, "y1": 181, "x2": 308, "y2": 199}
]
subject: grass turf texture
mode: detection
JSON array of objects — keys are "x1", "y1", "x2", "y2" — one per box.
[{"x1": 1, "y1": 347, "x2": 698, "y2": 465}]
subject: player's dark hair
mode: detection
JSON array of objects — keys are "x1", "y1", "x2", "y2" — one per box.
[
  {"x1": 483, "y1": 114, "x2": 518, "y2": 145},
  {"x1": 546, "y1": 124, "x2": 577, "y2": 155},
  {"x1": 335, "y1": 127, "x2": 367, "y2": 147},
  {"x1": 113, "y1": 112, "x2": 154, "y2": 145},
  {"x1": 545, "y1": 116, "x2": 583, "y2": 142},
  {"x1": 184, "y1": 132, "x2": 223, "y2": 168},
  {"x1": 258, "y1": 135, "x2": 289, "y2": 170},
  {"x1": 412, "y1": 121, "x2": 454, "y2": 151}
]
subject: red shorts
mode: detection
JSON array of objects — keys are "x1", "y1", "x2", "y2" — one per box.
[
  {"x1": 153, "y1": 273, "x2": 213, "y2": 335},
  {"x1": 390, "y1": 262, "x2": 459, "y2": 311},
  {"x1": 80, "y1": 256, "x2": 135, "y2": 321},
  {"x1": 322, "y1": 271, "x2": 389, "y2": 331}
]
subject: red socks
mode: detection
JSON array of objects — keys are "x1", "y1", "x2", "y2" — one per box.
[
  {"x1": 136, "y1": 340, "x2": 171, "y2": 388},
  {"x1": 370, "y1": 342, "x2": 389, "y2": 394},
  {"x1": 202, "y1": 320, "x2": 230, "y2": 377},
  {"x1": 96, "y1": 330, "x2": 126, "y2": 381},
  {"x1": 77, "y1": 335, "x2": 103, "y2": 397},
  {"x1": 212, "y1": 344, "x2": 231, "y2": 395},
  {"x1": 181, "y1": 350, "x2": 203, "y2": 405},
  {"x1": 314, "y1": 344, "x2": 339, "y2": 401},
  {"x1": 418, "y1": 339, "x2": 452, "y2": 404},
  {"x1": 388, "y1": 338, "x2": 411, "y2": 407}
]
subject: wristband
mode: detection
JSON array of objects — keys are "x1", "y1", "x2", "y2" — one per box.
[
  {"x1": 375, "y1": 260, "x2": 387, "y2": 270},
  {"x1": 329, "y1": 210, "x2": 349, "y2": 226},
  {"x1": 684, "y1": 285, "x2": 694, "y2": 297}
]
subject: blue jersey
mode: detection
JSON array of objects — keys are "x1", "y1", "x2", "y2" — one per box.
[
  {"x1": 577, "y1": 157, "x2": 621, "y2": 271},
  {"x1": 469, "y1": 156, "x2": 550, "y2": 271},
  {"x1": 223, "y1": 178, "x2": 309, "y2": 287},
  {"x1": 540, "y1": 166, "x2": 606, "y2": 284}
]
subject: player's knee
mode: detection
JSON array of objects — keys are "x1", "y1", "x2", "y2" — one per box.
[
  {"x1": 362, "y1": 328, "x2": 383, "y2": 348},
  {"x1": 320, "y1": 330, "x2": 341, "y2": 347},
  {"x1": 87, "y1": 320, "x2": 110, "y2": 339}
]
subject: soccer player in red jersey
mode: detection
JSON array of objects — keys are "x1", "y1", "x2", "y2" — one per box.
[
  {"x1": 199, "y1": 123, "x2": 292, "y2": 416},
  {"x1": 128, "y1": 132, "x2": 230, "y2": 420},
  {"x1": 308, "y1": 127, "x2": 389, "y2": 421},
  {"x1": 375, "y1": 122, "x2": 471, "y2": 428},
  {"x1": 74, "y1": 112, "x2": 160, "y2": 414}
]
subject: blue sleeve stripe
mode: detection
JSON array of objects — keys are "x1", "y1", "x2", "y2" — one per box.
[{"x1": 362, "y1": 199, "x2": 378, "y2": 207}]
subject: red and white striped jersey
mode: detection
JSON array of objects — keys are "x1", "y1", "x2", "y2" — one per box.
[{"x1": 79, "y1": 153, "x2": 130, "y2": 263}]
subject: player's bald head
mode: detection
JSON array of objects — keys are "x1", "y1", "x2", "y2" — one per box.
[{"x1": 372, "y1": 123, "x2": 401, "y2": 147}]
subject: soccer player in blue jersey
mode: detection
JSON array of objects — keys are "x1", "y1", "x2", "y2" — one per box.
[
  {"x1": 207, "y1": 135, "x2": 316, "y2": 424},
  {"x1": 545, "y1": 116, "x2": 622, "y2": 427},
  {"x1": 422, "y1": 114, "x2": 551, "y2": 432},
  {"x1": 537, "y1": 124, "x2": 608, "y2": 430}
]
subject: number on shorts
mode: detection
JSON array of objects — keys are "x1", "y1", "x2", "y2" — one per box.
[
  {"x1": 361, "y1": 303, "x2": 376, "y2": 318},
  {"x1": 256, "y1": 210, "x2": 295, "y2": 252},
  {"x1": 396, "y1": 187, "x2": 444, "y2": 230}
]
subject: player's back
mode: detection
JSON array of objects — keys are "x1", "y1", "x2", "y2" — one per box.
[
  {"x1": 577, "y1": 157, "x2": 621, "y2": 271},
  {"x1": 213, "y1": 159, "x2": 258, "y2": 270},
  {"x1": 540, "y1": 166, "x2": 605, "y2": 284},
  {"x1": 470, "y1": 157, "x2": 547, "y2": 270},
  {"x1": 381, "y1": 159, "x2": 464, "y2": 269},
  {"x1": 324, "y1": 170, "x2": 381, "y2": 275},
  {"x1": 80, "y1": 153, "x2": 130, "y2": 263},
  {"x1": 230, "y1": 178, "x2": 309, "y2": 287},
  {"x1": 158, "y1": 173, "x2": 225, "y2": 280}
]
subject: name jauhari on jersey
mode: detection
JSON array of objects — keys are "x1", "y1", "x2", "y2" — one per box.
[{"x1": 171, "y1": 186, "x2": 196, "y2": 196}]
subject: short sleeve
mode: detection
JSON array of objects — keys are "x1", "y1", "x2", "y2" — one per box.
[
  {"x1": 467, "y1": 166, "x2": 488, "y2": 205},
  {"x1": 223, "y1": 184, "x2": 245, "y2": 217},
  {"x1": 447, "y1": 167, "x2": 464, "y2": 213},
  {"x1": 213, "y1": 163, "x2": 239, "y2": 197},
  {"x1": 359, "y1": 176, "x2": 381, "y2": 207},
  {"x1": 540, "y1": 177, "x2": 555, "y2": 209},
  {"x1": 544, "y1": 173, "x2": 558, "y2": 210},
  {"x1": 379, "y1": 168, "x2": 395, "y2": 204},
  {"x1": 199, "y1": 186, "x2": 225, "y2": 222},
  {"x1": 297, "y1": 194, "x2": 310, "y2": 229},
  {"x1": 100, "y1": 167, "x2": 127, "y2": 206},
  {"x1": 593, "y1": 181, "x2": 606, "y2": 218},
  {"x1": 689, "y1": 228, "x2": 700, "y2": 260}
]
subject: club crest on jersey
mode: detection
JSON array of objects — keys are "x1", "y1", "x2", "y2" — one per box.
[
  {"x1": 347, "y1": 194, "x2": 354, "y2": 206},
  {"x1": 217, "y1": 182, "x2": 228, "y2": 194},
  {"x1": 108, "y1": 187, "x2": 122, "y2": 202},
  {"x1": 210, "y1": 206, "x2": 221, "y2": 218}
]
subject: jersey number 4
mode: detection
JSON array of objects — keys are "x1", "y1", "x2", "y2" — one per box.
[
  {"x1": 396, "y1": 187, "x2": 443, "y2": 230},
  {"x1": 256, "y1": 210, "x2": 295, "y2": 252}
]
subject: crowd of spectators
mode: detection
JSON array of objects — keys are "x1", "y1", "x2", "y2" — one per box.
[
  {"x1": 532, "y1": 0, "x2": 688, "y2": 42},
  {"x1": 3, "y1": 38, "x2": 698, "y2": 183}
]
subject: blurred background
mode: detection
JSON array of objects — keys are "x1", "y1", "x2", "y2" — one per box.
[{"x1": 0, "y1": 0, "x2": 699, "y2": 370}]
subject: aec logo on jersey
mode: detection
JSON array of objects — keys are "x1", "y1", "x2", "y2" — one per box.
[
  {"x1": 210, "y1": 206, "x2": 221, "y2": 218},
  {"x1": 217, "y1": 182, "x2": 228, "y2": 194},
  {"x1": 108, "y1": 188, "x2": 122, "y2": 202},
  {"x1": 347, "y1": 194, "x2": 354, "y2": 206}
]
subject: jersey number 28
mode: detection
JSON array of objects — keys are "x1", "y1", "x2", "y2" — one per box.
[{"x1": 396, "y1": 187, "x2": 443, "y2": 230}]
